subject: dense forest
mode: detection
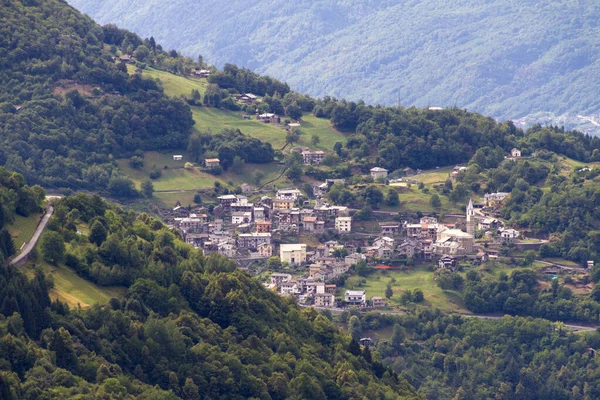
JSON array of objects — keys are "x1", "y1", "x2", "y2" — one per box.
[
  {"x1": 68, "y1": 0, "x2": 600, "y2": 124},
  {"x1": 352, "y1": 309, "x2": 600, "y2": 400},
  {"x1": 1, "y1": 193, "x2": 419, "y2": 399},
  {"x1": 0, "y1": 0, "x2": 194, "y2": 192}
]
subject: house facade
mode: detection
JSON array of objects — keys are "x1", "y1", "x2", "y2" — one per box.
[
  {"x1": 335, "y1": 216, "x2": 352, "y2": 233},
  {"x1": 345, "y1": 290, "x2": 366, "y2": 306},
  {"x1": 280, "y1": 244, "x2": 307, "y2": 265},
  {"x1": 370, "y1": 167, "x2": 389, "y2": 179}
]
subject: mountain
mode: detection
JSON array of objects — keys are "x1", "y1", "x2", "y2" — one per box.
[
  {"x1": 0, "y1": 0, "x2": 194, "y2": 192},
  {"x1": 67, "y1": 0, "x2": 600, "y2": 127}
]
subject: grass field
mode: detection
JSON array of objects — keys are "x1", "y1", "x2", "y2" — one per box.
[
  {"x1": 7, "y1": 213, "x2": 42, "y2": 251},
  {"x1": 24, "y1": 260, "x2": 125, "y2": 308},
  {"x1": 118, "y1": 151, "x2": 287, "y2": 196},
  {"x1": 342, "y1": 267, "x2": 468, "y2": 312},
  {"x1": 128, "y1": 65, "x2": 347, "y2": 151},
  {"x1": 117, "y1": 151, "x2": 229, "y2": 190},
  {"x1": 411, "y1": 167, "x2": 454, "y2": 185},
  {"x1": 128, "y1": 65, "x2": 210, "y2": 98}
]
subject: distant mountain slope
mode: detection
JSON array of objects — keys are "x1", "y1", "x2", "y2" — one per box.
[{"x1": 68, "y1": 0, "x2": 600, "y2": 123}]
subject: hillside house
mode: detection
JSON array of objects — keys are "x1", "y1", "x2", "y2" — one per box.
[
  {"x1": 302, "y1": 150, "x2": 325, "y2": 165},
  {"x1": 335, "y1": 216, "x2": 352, "y2": 233},
  {"x1": 345, "y1": 290, "x2": 366, "y2": 306},
  {"x1": 380, "y1": 222, "x2": 401, "y2": 236},
  {"x1": 119, "y1": 54, "x2": 133, "y2": 63},
  {"x1": 280, "y1": 279, "x2": 298, "y2": 295},
  {"x1": 205, "y1": 158, "x2": 220, "y2": 168},
  {"x1": 314, "y1": 293, "x2": 335, "y2": 308},
  {"x1": 397, "y1": 240, "x2": 418, "y2": 258},
  {"x1": 257, "y1": 113, "x2": 279, "y2": 123},
  {"x1": 273, "y1": 199, "x2": 295, "y2": 210},
  {"x1": 237, "y1": 233, "x2": 272, "y2": 249},
  {"x1": 237, "y1": 93, "x2": 258, "y2": 103},
  {"x1": 173, "y1": 155, "x2": 183, "y2": 161},
  {"x1": 192, "y1": 69, "x2": 211, "y2": 78},
  {"x1": 276, "y1": 189, "x2": 302, "y2": 201},
  {"x1": 370, "y1": 167, "x2": 388, "y2": 179},
  {"x1": 240, "y1": 183, "x2": 254, "y2": 193},
  {"x1": 271, "y1": 273, "x2": 292, "y2": 286},
  {"x1": 500, "y1": 228, "x2": 520, "y2": 242},
  {"x1": 257, "y1": 243, "x2": 273, "y2": 257},
  {"x1": 232, "y1": 212, "x2": 252, "y2": 225},
  {"x1": 484, "y1": 192, "x2": 510, "y2": 208},
  {"x1": 217, "y1": 194, "x2": 238, "y2": 212},
  {"x1": 438, "y1": 255, "x2": 457, "y2": 271},
  {"x1": 511, "y1": 148, "x2": 522, "y2": 157},
  {"x1": 217, "y1": 243, "x2": 236, "y2": 258},
  {"x1": 255, "y1": 221, "x2": 272, "y2": 233},
  {"x1": 280, "y1": 244, "x2": 307, "y2": 265},
  {"x1": 403, "y1": 167, "x2": 415, "y2": 176},
  {"x1": 371, "y1": 296, "x2": 386, "y2": 308}
]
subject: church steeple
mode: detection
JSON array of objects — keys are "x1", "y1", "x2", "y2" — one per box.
[{"x1": 466, "y1": 199, "x2": 475, "y2": 236}]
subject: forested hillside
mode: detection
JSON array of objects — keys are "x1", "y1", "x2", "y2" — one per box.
[
  {"x1": 67, "y1": 0, "x2": 600, "y2": 124},
  {"x1": 0, "y1": 0, "x2": 194, "y2": 192},
  {"x1": 0, "y1": 193, "x2": 420, "y2": 399}
]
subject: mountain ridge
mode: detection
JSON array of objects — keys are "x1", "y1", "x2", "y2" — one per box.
[{"x1": 68, "y1": 0, "x2": 600, "y2": 127}]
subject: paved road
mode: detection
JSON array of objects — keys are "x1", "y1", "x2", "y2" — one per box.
[
  {"x1": 10, "y1": 206, "x2": 54, "y2": 266},
  {"x1": 307, "y1": 305, "x2": 598, "y2": 332}
]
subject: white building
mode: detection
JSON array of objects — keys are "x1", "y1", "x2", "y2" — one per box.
[
  {"x1": 276, "y1": 189, "x2": 303, "y2": 201},
  {"x1": 280, "y1": 243, "x2": 307, "y2": 265},
  {"x1": 314, "y1": 293, "x2": 335, "y2": 308},
  {"x1": 335, "y1": 216, "x2": 352, "y2": 233},
  {"x1": 173, "y1": 155, "x2": 183, "y2": 161},
  {"x1": 500, "y1": 228, "x2": 520, "y2": 242},
  {"x1": 511, "y1": 148, "x2": 522, "y2": 157},
  {"x1": 345, "y1": 290, "x2": 366, "y2": 306},
  {"x1": 271, "y1": 273, "x2": 292, "y2": 286},
  {"x1": 370, "y1": 167, "x2": 388, "y2": 179}
]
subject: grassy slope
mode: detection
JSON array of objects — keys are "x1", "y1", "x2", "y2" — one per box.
[
  {"x1": 342, "y1": 267, "x2": 467, "y2": 313},
  {"x1": 7, "y1": 213, "x2": 42, "y2": 251},
  {"x1": 118, "y1": 66, "x2": 344, "y2": 205},
  {"x1": 23, "y1": 260, "x2": 125, "y2": 308}
]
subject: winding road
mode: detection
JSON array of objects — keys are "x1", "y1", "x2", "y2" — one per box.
[{"x1": 10, "y1": 205, "x2": 54, "y2": 267}]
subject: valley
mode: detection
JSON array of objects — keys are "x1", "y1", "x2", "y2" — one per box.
[{"x1": 3, "y1": 0, "x2": 600, "y2": 398}]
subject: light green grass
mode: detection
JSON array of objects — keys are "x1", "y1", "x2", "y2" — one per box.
[
  {"x1": 118, "y1": 151, "x2": 287, "y2": 193},
  {"x1": 342, "y1": 267, "x2": 467, "y2": 312},
  {"x1": 192, "y1": 107, "x2": 290, "y2": 148},
  {"x1": 117, "y1": 151, "x2": 228, "y2": 190},
  {"x1": 24, "y1": 260, "x2": 125, "y2": 309},
  {"x1": 298, "y1": 115, "x2": 347, "y2": 149},
  {"x1": 412, "y1": 167, "x2": 454, "y2": 185},
  {"x1": 128, "y1": 65, "x2": 209, "y2": 98},
  {"x1": 7, "y1": 213, "x2": 42, "y2": 251},
  {"x1": 129, "y1": 66, "x2": 347, "y2": 151},
  {"x1": 541, "y1": 258, "x2": 582, "y2": 267}
]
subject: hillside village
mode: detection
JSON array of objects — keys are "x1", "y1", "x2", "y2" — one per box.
[{"x1": 164, "y1": 147, "x2": 560, "y2": 310}]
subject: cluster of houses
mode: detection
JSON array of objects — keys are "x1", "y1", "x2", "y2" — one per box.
[
  {"x1": 267, "y1": 272, "x2": 383, "y2": 309},
  {"x1": 168, "y1": 187, "x2": 355, "y2": 262}
]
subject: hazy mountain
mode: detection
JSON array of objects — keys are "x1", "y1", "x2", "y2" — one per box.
[{"x1": 69, "y1": 0, "x2": 600, "y2": 125}]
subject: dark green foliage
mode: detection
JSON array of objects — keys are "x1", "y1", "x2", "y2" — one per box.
[
  {"x1": 188, "y1": 129, "x2": 274, "y2": 166},
  {"x1": 40, "y1": 231, "x2": 65, "y2": 265},
  {"x1": 361, "y1": 309, "x2": 600, "y2": 400},
  {"x1": 0, "y1": 0, "x2": 194, "y2": 190}
]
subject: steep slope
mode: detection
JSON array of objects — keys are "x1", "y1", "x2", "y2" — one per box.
[
  {"x1": 0, "y1": 0, "x2": 194, "y2": 192},
  {"x1": 0, "y1": 192, "x2": 421, "y2": 399},
  {"x1": 68, "y1": 0, "x2": 600, "y2": 124}
]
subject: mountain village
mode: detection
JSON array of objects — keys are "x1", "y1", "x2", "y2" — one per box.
[{"x1": 165, "y1": 159, "x2": 539, "y2": 310}]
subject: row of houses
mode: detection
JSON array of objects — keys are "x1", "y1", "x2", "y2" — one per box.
[{"x1": 269, "y1": 273, "x2": 383, "y2": 308}]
